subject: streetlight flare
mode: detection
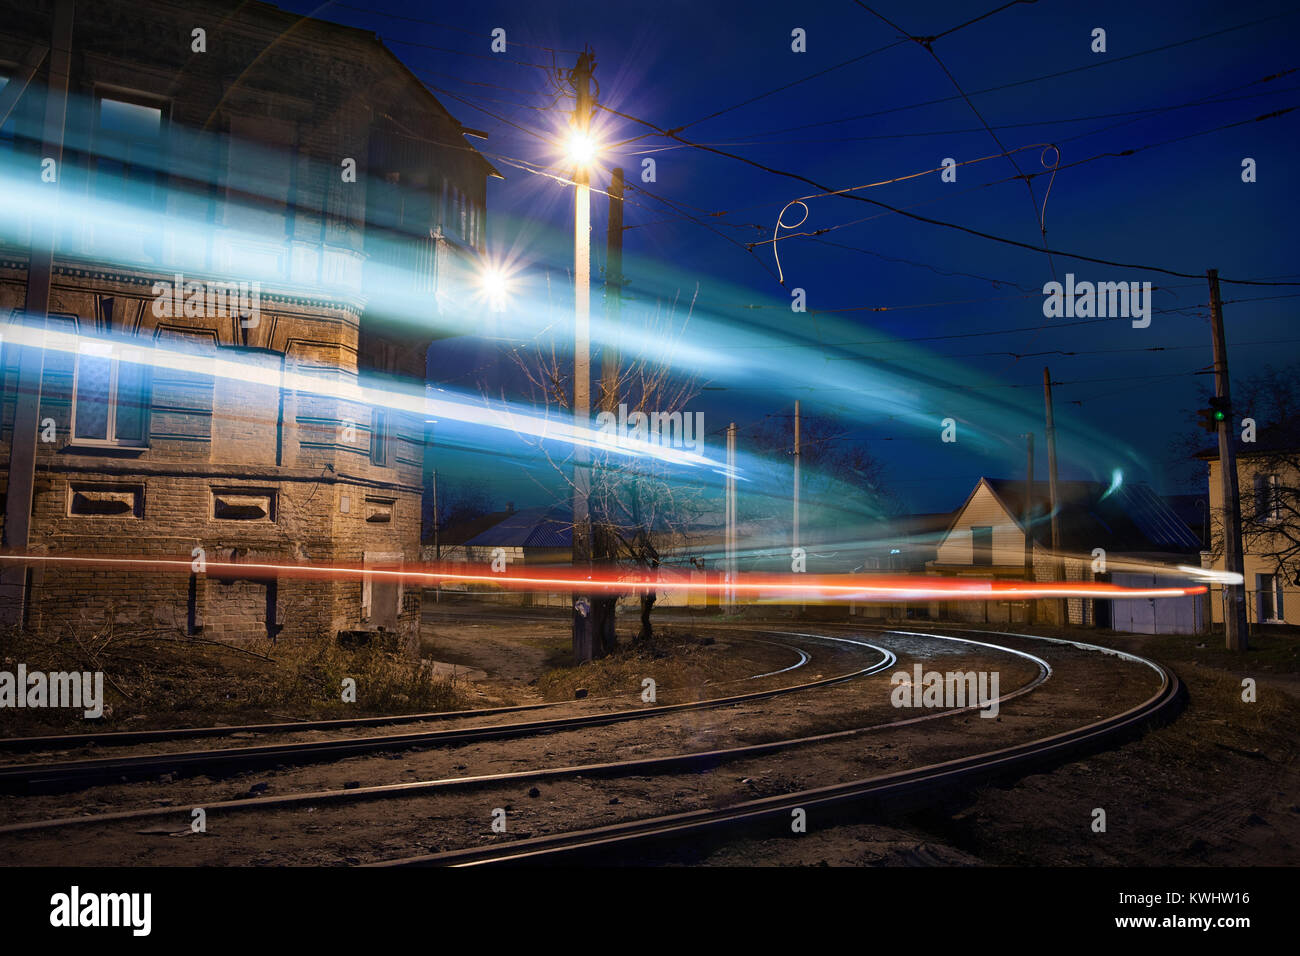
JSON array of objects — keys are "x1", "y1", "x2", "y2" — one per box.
[
  {"x1": 477, "y1": 258, "x2": 513, "y2": 313},
  {"x1": 565, "y1": 129, "x2": 600, "y2": 168}
]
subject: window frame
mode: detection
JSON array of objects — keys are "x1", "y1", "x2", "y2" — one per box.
[
  {"x1": 69, "y1": 339, "x2": 151, "y2": 449},
  {"x1": 369, "y1": 407, "x2": 388, "y2": 466},
  {"x1": 91, "y1": 90, "x2": 168, "y2": 200},
  {"x1": 0, "y1": 72, "x2": 13, "y2": 147},
  {"x1": 1256, "y1": 573, "x2": 1280, "y2": 622},
  {"x1": 1254, "y1": 472, "x2": 1281, "y2": 523}
]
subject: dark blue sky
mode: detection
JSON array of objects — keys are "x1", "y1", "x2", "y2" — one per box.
[{"x1": 294, "y1": 0, "x2": 1299, "y2": 516}]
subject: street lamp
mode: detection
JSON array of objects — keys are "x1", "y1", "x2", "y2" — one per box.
[
  {"x1": 565, "y1": 58, "x2": 601, "y2": 661},
  {"x1": 566, "y1": 129, "x2": 602, "y2": 168},
  {"x1": 478, "y1": 261, "x2": 510, "y2": 314}
]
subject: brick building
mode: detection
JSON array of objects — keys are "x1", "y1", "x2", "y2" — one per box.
[{"x1": 0, "y1": 0, "x2": 498, "y2": 644}]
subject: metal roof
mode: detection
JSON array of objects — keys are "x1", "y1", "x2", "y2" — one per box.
[
  {"x1": 983, "y1": 478, "x2": 1201, "y2": 554},
  {"x1": 463, "y1": 506, "x2": 572, "y2": 549}
]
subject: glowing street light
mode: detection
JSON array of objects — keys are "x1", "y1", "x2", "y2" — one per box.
[
  {"x1": 569, "y1": 52, "x2": 598, "y2": 662},
  {"x1": 479, "y1": 261, "x2": 509, "y2": 313},
  {"x1": 565, "y1": 129, "x2": 600, "y2": 169}
]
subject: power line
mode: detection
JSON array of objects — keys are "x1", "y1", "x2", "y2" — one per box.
[
  {"x1": 747, "y1": 10, "x2": 1298, "y2": 139},
  {"x1": 595, "y1": 100, "x2": 1300, "y2": 287},
  {"x1": 678, "y1": 38, "x2": 910, "y2": 130},
  {"x1": 380, "y1": 34, "x2": 553, "y2": 71},
  {"x1": 754, "y1": 101, "x2": 1298, "y2": 267},
  {"x1": 415, "y1": 68, "x2": 571, "y2": 101},
  {"x1": 698, "y1": 368, "x2": 1199, "y2": 394},
  {"x1": 852, "y1": 1, "x2": 1055, "y2": 275},
  {"x1": 423, "y1": 81, "x2": 565, "y2": 115},
  {"x1": 624, "y1": 78, "x2": 1300, "y2": 148}
]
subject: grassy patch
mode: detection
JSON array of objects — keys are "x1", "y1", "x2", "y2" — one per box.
[
  {"x1": 536, "y1": 629, "x2": 725, "y2": 702},
  {"x1": 0, "y1": 624, "x2": 468, "y2": 736},
  {"x1": 1141, "y1": 629, "x2": 1300, "y2": 675}
]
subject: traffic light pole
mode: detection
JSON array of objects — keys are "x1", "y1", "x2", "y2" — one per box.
[{"x1": 1208, "y1": 269, "x2": 1249, "y2": 651}]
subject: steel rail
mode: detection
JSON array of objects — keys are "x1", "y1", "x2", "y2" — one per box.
[
  {"x1": 0, "y1": 630, "x2": 1043, "y2": 836},
  {"x1": 0, "y1": 632, "x2": 894, "y2": 794},
  {"x1": 372, "y1": 630, "x2": 1180, "y2": 867},
  {"x1": 0, "y1": 636, "x2": 810, "y2": 754}
]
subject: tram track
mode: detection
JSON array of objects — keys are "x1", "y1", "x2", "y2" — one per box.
[
  {"x1": 0, "y1": 627, "x2": 1044, "y2": 844},
  {"x1": 374, "y1": 627, "x2": 1182, "y2": 866},
  {"x1": 0, "y1": 630, "x2": 892, "y2": 794},
  {"x1": 0, "y1": 624, "x2": 1178, "y2": 867}
]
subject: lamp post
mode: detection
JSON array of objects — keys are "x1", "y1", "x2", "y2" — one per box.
[{"x1": 568, "y1": 50, "x2": 597, "y2": 662}]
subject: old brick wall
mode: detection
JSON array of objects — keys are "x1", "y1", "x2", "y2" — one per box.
[{"x1": 0, "y1": 0, "x2": 488, "y2": 643}]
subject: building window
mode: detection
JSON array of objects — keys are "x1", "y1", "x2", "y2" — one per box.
[
  {"x1": 1254, "y1": 473, "x2": 1280, "y2": 522},
  {"x1": 971, "y1": 526, "x2": 993, "y2": 566},
  {"x1": 370, "y1": 408, "x2": 388, "y2": 466},
  {"x1": 93, "y1": 94, "x2": 165, "y2": 261},
  {"x1": 1256, "y1": 573, "x2": 1284, "y2": 623},
  {"x1": 71, "y1": 341, "x2": 149, "y2": 446},
  {"x1": 95, "y1": 95, "x2": 164, "y2": 196},
  {"x1": 0, "y1": 75, "x2": 12, "y2": 147}
]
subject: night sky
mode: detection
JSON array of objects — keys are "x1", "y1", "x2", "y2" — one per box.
[{"x1": 287, "y1": 0, "x2": 1298, "y2": 518}]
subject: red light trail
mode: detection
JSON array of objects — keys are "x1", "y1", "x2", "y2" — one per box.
[{"x1": 0, "y1": 554, "x2": 1206, "y2": 602}]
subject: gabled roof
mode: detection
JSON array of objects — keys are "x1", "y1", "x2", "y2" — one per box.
[{"x1": 949, "y1": 478, "x2": 1201, "y2": 555}]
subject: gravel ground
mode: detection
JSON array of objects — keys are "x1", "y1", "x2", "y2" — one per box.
[{"x1": 0, "y1": 620, "x2": 1146, "y2": 865}]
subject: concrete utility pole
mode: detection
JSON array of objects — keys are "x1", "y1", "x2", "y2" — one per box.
[
  {"x1": 0, "y1": 0, "x2": 74, "y2": 627},
  {"x1": 793, "y1": 401, "x2": 804, "y2": 615},
  {"x1": 601, "y1": 167, "x2": 623, "y2": 413},
  {"x1": 792, "y1": 400, "x2": 801, "y2": 554},
  {"x1": 432, "y1": 470, "x2": 439, "y2": 560},
  {"x1": 725, "y1": 422, "x2": 736, "y2": 610},
  {"x1": 587, "y1": 166, "x2": 623, "y2": 656},
  {"x1": 1208, "y1": 269, "x2": 1249, "y2": 651},
  {"x1": 1042, "y1": 368, "x2": 1066, "y2": 627},
  {"x1": 1021, "y1": 432, "x2": 1035, "y2": 622},
  {"x1": 431, "y1": 467, "x2": 441, "y2": 603},
  {"x1": 569, "y1": 49, "x2": 596, "y2": 662}
]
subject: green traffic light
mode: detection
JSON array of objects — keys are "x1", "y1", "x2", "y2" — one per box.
[{"x1": 1214, "y1": 410, "x2": 1225, "y2": 421}]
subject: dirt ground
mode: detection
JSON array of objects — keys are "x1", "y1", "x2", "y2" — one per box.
[
  {"x1": 698, "y1": 624, "x2": 1300, "y2": 866},
  {"x1": 1, "y1": 609, "x2": 1294, "y2": 866}
]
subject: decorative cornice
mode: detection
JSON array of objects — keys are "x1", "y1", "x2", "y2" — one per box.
[{"x1": 0, "y1": 255, "x2": 367, "y2": 318}]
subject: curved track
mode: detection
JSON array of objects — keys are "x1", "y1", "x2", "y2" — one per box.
[
  {"x1": 0, "y1": 624, "x2": 1179, "y2": 868},
  {"x1": 0, "y1": 630, "x2": 894, "y2": 793},
  {"x1": 371, "y1": 627, "x2": 1181, "y2": 867},
  {"x1": 1, "y1": 627, "x2": 1046, "y2": 840},
  {"x1": 0, "y1": 636, "x2": 811, "y2": 754}
]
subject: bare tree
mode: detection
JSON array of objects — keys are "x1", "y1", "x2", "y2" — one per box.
[
  {"x1": 744, "y1": 412, "x2": 894, "y2": 524},
  {"x1": 1180, "y1": 361, "x2": 1300, "y2": 590},
  {"x1": 428, "y1": 482, "x2": 494, "y2": 538},
  {"x1": 493, "y1": 286, "x2": 707, "y2": 654}
]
